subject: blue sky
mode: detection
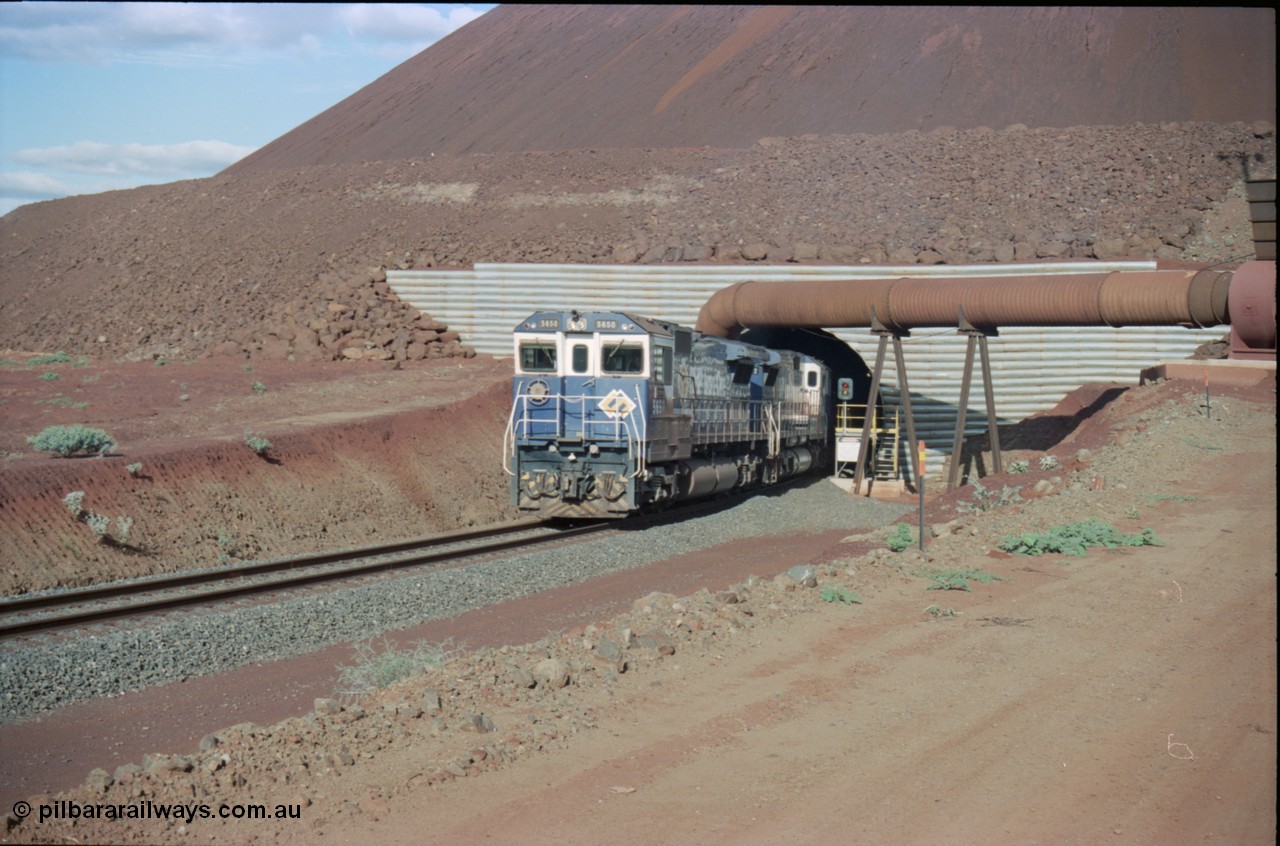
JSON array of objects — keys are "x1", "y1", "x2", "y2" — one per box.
[{"x1": 0, "y1": 2, "x2": 494, "y2": 216}]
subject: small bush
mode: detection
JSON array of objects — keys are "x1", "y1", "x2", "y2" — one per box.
[
  {"x1": 63, "y1": 491, "x2": 85, "y2": 518},
  {"x1": 1008, "y1": 459, "x2": 1029, "y2": 474},
  {"x1": 38, "y1": 372, "x2": 59, "y2": 381},
  {"x1": 251, "y1": 380, "x2": 266, "y2": 394},
  {"x1": 887, "y1": 523, "x2": 914, "y2": 552},
  {"x1": 29, "y1": 351, "x2": 72, "y2": 364},
  {"x1": 63, "y1": 490, "x2": 135, "y2": 546},
  {"x1": 27, "y1": 425, "x2": 115, "y2": 457},
  {"x1": 923, "y1": 567, "x2": 1002, "y2": 591},
  {"x1": 243, "y1": 433, "x2": 272, "y2": 455},
  {"x1": 1038, "y1": 454, "x2": 1060, "y2": 471},
  {"x1": 114, "y1": 516, "x2": 134, "y2": 545},
  {"x1": 820, "y1": 587, "x2": 862, "y2": 605},
  {"x1": 126, "y1": 462, "x2": 143, "y2": 477},
  {"x1": 998, "y1": 518, "x2": 1162, "y2": 557},
  {"x1": 84, "y1": 513, "x2": 110, "y2": 537},
  {"x1": 337, "y1": 638, "x2": 459, "y2": 702},
  {"x1": 957, "y1": 482, "x2": 1022, "y2": 514}
]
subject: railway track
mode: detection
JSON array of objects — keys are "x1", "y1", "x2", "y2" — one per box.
[
  {"x1": 0, "y1": 519, "x2": 610, "y2": 640},
  {"x1": 0, "y1": 479, "x2": 809, "y2": 642}
]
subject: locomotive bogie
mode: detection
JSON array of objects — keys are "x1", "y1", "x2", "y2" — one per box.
[{"x1": 505, "y1": 311, "x2": 830, "y2": 519}]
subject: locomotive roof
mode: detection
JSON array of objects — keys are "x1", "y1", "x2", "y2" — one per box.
[
  {"x1": 515, "y1": 311, "x2": 674, "y2": 336},
  {"x1": 513, "y1": 311, "x2": 819, "y2": 369}
]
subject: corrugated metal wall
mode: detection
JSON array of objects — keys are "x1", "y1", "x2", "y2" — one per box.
[{"x1": 388, "y1": 263, "x2": 1227, "y2": 476}]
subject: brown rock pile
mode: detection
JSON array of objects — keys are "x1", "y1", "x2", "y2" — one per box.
[
  {"x1": 0, "y1": 122, "x2": 1272, "y2": 364},
  {"x1": 208, "y1": 268, "x2": 475, "y2": 362}
]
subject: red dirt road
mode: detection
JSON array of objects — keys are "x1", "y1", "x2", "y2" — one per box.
[{"x1": 299, "y1": 429, "x2": 1276, "y2": 845}]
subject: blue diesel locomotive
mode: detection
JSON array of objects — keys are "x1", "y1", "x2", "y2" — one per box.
[{"x1": 504, "y1": 310, "x2": 831, "y2": 518}]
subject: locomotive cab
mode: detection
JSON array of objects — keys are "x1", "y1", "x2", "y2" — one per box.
[
  {"x1": 506, "y1": 311, "x2": 659, "y2": 518},
  {"x1": 505, "y1": 311, "x2": 829, "y2": 519}
]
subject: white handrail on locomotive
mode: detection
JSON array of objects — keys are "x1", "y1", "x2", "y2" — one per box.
[
  {"x1": 670, "y1": 396, "x2": 821, "y2": 454},
  {"x1": 506, "y1": 388, "x2": 823, "y2": 479},
  {"x1": 504, "y1": 384, "x2": 646, "y2": 478}
]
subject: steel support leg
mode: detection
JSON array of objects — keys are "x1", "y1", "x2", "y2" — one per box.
[
  {"x1": 947, "y1": 333, "x2": 979, "y2": 490},
  {"x1": 979, "y1": 333, "x2": 1003, "y2": 475},
  {"x1": 851, "y1": 334, "x2": 888, "y2": 495},
  {"x1": 893, "y1": 334, "x2": 922, "y2": 487}
]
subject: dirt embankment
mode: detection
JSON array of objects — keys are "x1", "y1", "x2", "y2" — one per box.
[{"x1": 0, "y1": 357, "x2": 512, "y2": 594}]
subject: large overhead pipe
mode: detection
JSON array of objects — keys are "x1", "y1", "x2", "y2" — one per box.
[{"x1": 695, "y1": 265, "x2": 1275, "y2": 347}]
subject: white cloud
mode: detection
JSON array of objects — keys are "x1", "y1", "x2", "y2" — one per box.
[
  {"x1": 0, "y1": 3, "x2": 490, "y2": 65},
  {"x1": 337, "y1": 4, "x2": 485, "y2": 43},
  {"x1": 12, "y1": 140, "x2": 257, "y2": 177},
  {"x1": 0, "y1": 170, "x2": 75, "y2": 199}
]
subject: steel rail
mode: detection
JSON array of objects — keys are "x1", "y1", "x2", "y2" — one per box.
[
  {"x1": 0, "y1": 519, "x2": 550, "y2": 617},
  {"x1": 0, "y1": 476, "x2": 814, "y2": 641},
  {"x1": 0, "y1": 520, "x2": 606, "y2": 640}
]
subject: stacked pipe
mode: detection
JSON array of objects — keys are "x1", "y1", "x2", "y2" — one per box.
[{"x1": 695, "y1": 264, "x2": 1275, "y2": 356}]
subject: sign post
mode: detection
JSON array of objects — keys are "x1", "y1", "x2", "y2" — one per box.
[
  {"x1": 1204, "y1": 367, "x2": 1211, "y2": 420},
  {"x1": 917, "y1": 439, "x2": 927, "y2": 551}
]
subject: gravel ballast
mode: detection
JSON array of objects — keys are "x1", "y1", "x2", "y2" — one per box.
[{"x1": 0, "y1": 480, "x2": 908, "y2": 723}]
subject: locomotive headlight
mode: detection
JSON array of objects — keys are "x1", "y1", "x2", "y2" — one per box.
[
  {"x1": 548, "y1": 443, "x2": 558, "y2": 453},
  {"x1": 588, "y1": 444, "x2": 599, "y2": 456}
]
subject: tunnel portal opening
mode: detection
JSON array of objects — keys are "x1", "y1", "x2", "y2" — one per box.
[{"x1": 739, "y1": 326, "x2": 876, "y2": 472}]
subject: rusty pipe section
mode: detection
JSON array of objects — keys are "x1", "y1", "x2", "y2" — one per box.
[{"x1": 694, "y1": 267, "x2": 1253, "y2": 338}]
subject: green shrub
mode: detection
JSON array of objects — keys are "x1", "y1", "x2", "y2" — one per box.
[
  {"x1": 1008, "y1": 459, "x2": 1029, "y2": 474},
  {"x1": 923, "y1": 568, "x2": 1002, "y2": 591},
  {"x1": 27, "y1": 425, "x2": 115, "y2": 457},
  {"x1": 114, "y1": 516, "x2": 134, "y2": 545},
  {"x1": 243, "y1": 432, "x2": 272, "y2": 455},
  {"x1": 63, "y1": 491, "x2": 85, "y2": 517},
  {"x1": 820, "y1": 587, "x2": 862, "y2": 604},
  {"x1": 38, "y1": 372, "x2": 59, "y2": 381},
  {"x1": 1038, "y1": 454, "x2": 1060, "y2": 471},
  {"x1": 84, "y1": 513, "x2": 110, "y2": 537},
  {"x1": 337, "y1": 638, "x2": 459, "y2": 702},
  {"x1": 251, "y1": 380, "x2": 266, "y2": 394},
  {"x1": 887, "y1": 523, "x2": 914, "y2": 552},
  {"x1": 126, "y1": 462, "x2": 143, "y2": 477},
  {"x1": 29, "y1": 351, "x2": 72, "y2": 364},
  {"x1": 957, "y1": 482, "x2": 1022, "y2": 514},
  {"x1": 998, "y1": 518, "x2": 1162, "y2": 557},
  {"x1": 63, "y1": 490, "x2": 135, "y2": 546}
]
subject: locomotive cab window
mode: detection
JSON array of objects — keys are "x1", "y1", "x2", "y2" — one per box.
[
  {"x1": 571, "y1": 344, "x2": 590, "y2": 374},
  {"x1": 602, "y1": 341, "x2": 645, "y2": 375},
  {"x1": 655, "y1": 346, "x2": 672, "y2": 385},
  {"x1": 807, "y1": 370, "x2": 819, "y2": 388},
  {"x1": 519, "y1": 341, "x2": 557, "y2": 373}
]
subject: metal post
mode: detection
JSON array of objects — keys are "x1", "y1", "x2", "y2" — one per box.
[
  {"x1": 893, "y1": 334, "x2": 921, "y2": 486},
  {"x1": 851, "y1": 333, "x2": 889, "y2": 495},
  {"x1": 947, "y1": 333, "x2": 979, "y2": 490},
  {"x1": 977, "y1": 333, "x2": 1002, "y2": 475},
  {"x1": 917, "y1": 439, "x2": 927, "y2": 550}
]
